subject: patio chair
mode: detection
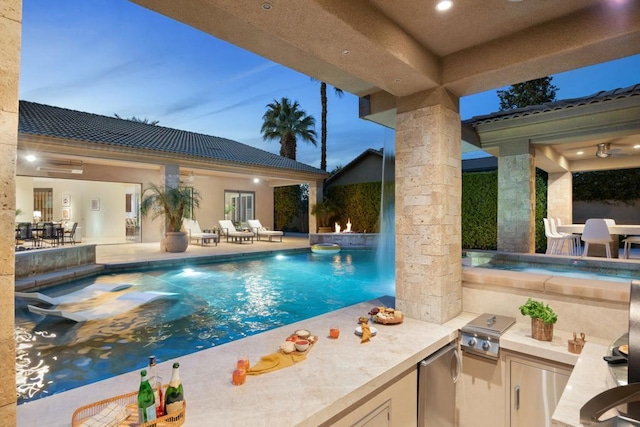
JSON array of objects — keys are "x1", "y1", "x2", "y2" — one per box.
[
  {"x1": 623, "y1": 236, "x2": 640, "y2": 259},
  {"x1": 62, "y1": 222, "x2": 78, "y2": 245},
  {"x1": 247, "y1": 219, "x2": 283, "y2": 242},
  {"x1": 218, "y1": 219, "x2": 254, "y2": 244},
  {"x1": 15, "y1": 222, "x2": 37, "y2": 247},
  {"x1": 543, "y1": 218, "x2": 574, "y2": 255},
  {"x1": 183, "y1": 219, "x2": 218, "y2": 246},
  {"x1": 41, "y1": 222, "x2": 60, "y2": 247},
  {"x1": 581, "y1": 218, "x2": 613, "y2": 258},
  {"x1": 548, "y1": 218, "x2": 580, "y2": 256}
]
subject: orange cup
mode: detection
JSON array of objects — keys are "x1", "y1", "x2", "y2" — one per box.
[
  {"x1": 237, "y1": 356, "x2": 250, "y2": 371},
  {"x1": 232, "y1": 367, "x2": 246, "y2": 386},
  {"x1": 329, "y1": 326, "x2": 340, "y2": 339}
]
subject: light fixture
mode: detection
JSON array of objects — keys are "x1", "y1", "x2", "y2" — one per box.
[
  {"x1": 595, "y1": 143, "x2": 611, "y2": 158},
  {"x1": 261, "y1": 2, "x2": 272, "y2": 10},
  {"x1": 576, "y1": 151, "x2": 584, "y2": 156},
  {"x1": 341, "y1": 49, "x2": 350, "y2": 56},
  {"x1": 436, "y1": 0, "x2": 453, "y2": 11},
  {"x1": 33, "y1": 211, "x2": 42, "y2": 222},
  {"x1": 253, "y1": 178, "x2": 260, "y2": 183},
  {"x1": 26, "y1": 154, "x2": 37, "y2": 162},
  {"x1": 37, "y1": 166, "x2": 84, "y2": 174},
  {"x1": 634, "y1": 144, "x2": 640, "y2": 149}
]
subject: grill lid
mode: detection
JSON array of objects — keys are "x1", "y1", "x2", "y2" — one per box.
[{"x1": 462, "y1": 313, "x2": 516, "y2": 335}]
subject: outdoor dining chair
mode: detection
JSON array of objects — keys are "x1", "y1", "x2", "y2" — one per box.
[{"x1": 581, "y1": 218, "x2": 613, "y2": 258}]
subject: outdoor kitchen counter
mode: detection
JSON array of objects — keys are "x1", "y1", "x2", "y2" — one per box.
[{"x1": 17, "y1": 298, "x2": 459, "y2": 427}]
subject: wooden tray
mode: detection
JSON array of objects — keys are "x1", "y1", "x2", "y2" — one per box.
[
  {"x1": 373, "y1": 314, "x2": 404, "y2": 325},
  {"x1": 280, "y1": 335, "x2": 318, "y2": 355},
  {"x1": 72, "y1": 385, "x2": 185, "y2": 427}
]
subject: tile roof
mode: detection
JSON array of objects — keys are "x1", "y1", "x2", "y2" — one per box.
[
  {"x1": 19, "y1": 101, "x2": 326, "y2": 175},
  {"x1": 464, "y1": 83, "x2": 640, "y2": 127}
]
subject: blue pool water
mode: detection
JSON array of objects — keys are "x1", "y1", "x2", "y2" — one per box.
[
  {"x1": 477, "y1": 262, "x2": 638, "y2": 283},
  {"x1": 15, "y1": 250, "x2": 394, "y2": 404}
]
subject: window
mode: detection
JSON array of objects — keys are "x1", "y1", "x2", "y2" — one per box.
[
  {"x1": 224, "y1": 190, "x2": 254, "y2": 223},
  {"x1": 33, "y1": 188, "x2": 53, "y2": 221}
]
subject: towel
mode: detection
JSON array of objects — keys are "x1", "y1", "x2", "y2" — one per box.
[
  {"x1": 360, "y1": 322, "x2": 371, "y2": 343},
  {"x1": 246, "y1": 351, "x2": 307, "y2": 375}
]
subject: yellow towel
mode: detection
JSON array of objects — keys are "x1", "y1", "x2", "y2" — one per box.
[
  {"x1": 360, "y1": 322, "x2": 371, "y2": 343},
  {"x1": 246, "y1": 351, "x2": 307, "y2": 375}
]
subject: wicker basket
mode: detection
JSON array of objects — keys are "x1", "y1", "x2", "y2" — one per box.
[
  {"x1": 531, "y1": 317, "x2": 554, "y2": 341},
  {"x1": 72, "y1": 385, "x2": 185, "y2": 427}
]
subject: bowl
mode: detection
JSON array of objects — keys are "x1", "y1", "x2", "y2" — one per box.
[
  {"x1": 295, "y1": 329, "x2": 311, "y2": 340},
  {"x1": 295, "y1": 339, "x2": 310, "y2": 352}
]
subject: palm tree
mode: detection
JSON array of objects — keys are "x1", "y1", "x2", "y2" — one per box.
[
  {"x1": 260, "y1": 97, "x2": 317, "y2": 160},
  {"x1": 114, "y1": 113, "x2": 159, "y2": 125},
  {"x1": 318, "y1": 82, "x2": 343, "y2": 171}
]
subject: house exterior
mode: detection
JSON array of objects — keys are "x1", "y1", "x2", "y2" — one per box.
[{"x1": 16, "y1": 101, "x2": 328, "y2": 243}]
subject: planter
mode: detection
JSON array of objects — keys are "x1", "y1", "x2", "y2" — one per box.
[
  {"x1": 164, "y1": 231, "x2": 189, "y2": 253},
  {"x1": 531, "y1": 317, "x2": 554, "y2": 341}
]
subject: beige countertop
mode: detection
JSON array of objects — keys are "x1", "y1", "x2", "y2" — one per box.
[
  {"x1": 18, "y1": 302, "x2": 616, "y2": 427},
  {"x1": 17, "y1": 298, "x2": 459, "y2": 427}
]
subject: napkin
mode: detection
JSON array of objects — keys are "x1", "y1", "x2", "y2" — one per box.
[
  {"x1": 360, "y1": 322, "x2": 371, "y2": 343},
  {"x1": 246, "y1": 351, "x2": 307, "y2": 375}
]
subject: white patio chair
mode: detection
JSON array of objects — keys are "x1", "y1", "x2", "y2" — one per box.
[
  {"x1": 549, "y1": 218, "x2": 580, "y2": 256},
  {"x1": 247, "y1": 219, "x2": 283, "y2": 242},
  {"x1": 183, "y1": 219, "x2": 218, "y2": 246},
  {"x1": 543, "y1": 218, "x2": 574, "y2": 255},
  {"x1": 581, "y1": 218, "x2": 613, "y2": 258},
  {"x1": 623, "y1": 236, "x2": 640, "y2": 259},
  {"x1": 218, "y1": 220, "x2": 254, "y2": 244}
]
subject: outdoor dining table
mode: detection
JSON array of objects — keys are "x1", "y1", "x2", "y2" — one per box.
[{"x1": 556, "y1": 223, "x2": 640, "y2": 258}]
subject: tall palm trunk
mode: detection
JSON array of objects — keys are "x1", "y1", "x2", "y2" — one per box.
[
  {"x1": 280, "y1": 133, "x2": 297, "y2": 160},
  {"x1": 321, "y1": 82, "x2": 327, "y2": 171}
]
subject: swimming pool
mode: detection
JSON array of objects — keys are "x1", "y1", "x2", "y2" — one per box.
[{"x1": 15, "y1": 250, "x2": 394, "y2": 404}]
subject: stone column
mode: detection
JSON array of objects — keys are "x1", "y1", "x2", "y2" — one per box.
[
  {"x1": 0, "y1": 0, "x2": 20, "y2": 423},
  {"x1": 395, "y1": 89, "x2": 462, "y2": 324},
  {"x1": 308, "y1": 179, "x2": 322, "y2": 234},
  {"x1": 547, "y1": 171, "x2": 573, "y2": 224},
  {"x1": 497, "y1": 140, "x2": 535, "y2": 253}
]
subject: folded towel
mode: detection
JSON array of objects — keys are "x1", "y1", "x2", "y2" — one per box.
[
  {"x1": 360, "y1": 322, "x2": 371, "y2": 343},
  {"x1": 79, "y1": 402, "x2": 130, "y2": 427},
  {"x1": 246, "y1": 351, "x2": 307, "y2": 375}
]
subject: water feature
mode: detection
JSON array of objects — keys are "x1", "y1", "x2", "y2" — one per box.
[
  {"x1": 376, "y1": 129, "x2": 396, "y2": 286},
  {"x1": 15, "y1": 250, "x2": 393, "y2": 404}
]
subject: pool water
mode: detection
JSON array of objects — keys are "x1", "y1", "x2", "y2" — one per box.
[{"x1": 15, "y1": 251, "x2": 394, "y2": 404}]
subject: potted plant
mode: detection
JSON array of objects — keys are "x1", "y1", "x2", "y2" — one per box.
[
  {"x1": 311, "y1": 199, "x2": 336, "y2": 233},
  {"x1": 519, "y1": 298, "x2": 558, "y2": 341},
  {"x1": 140, "y1": 183, "x2": 201, "y2": 253}
]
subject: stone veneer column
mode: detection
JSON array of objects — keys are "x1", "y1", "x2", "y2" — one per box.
[
  {"x1": 547, "y1": 171, "x2": 573, "y2": 224},
  {"x1": 308, "y1": 180, "x2": 322, "y2": 234},
  {"x1": 0, "y1": 0, "x2": 20, "y2": 424},
  {"x1": 497, "y1": 140, "x2": 535, "y2": 253},
  {"x1": 395, "y1": 98, "x2": 462, "y2": 324}
]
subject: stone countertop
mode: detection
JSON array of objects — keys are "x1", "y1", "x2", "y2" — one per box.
[
  {"x1": 552, "y1": 342, "x2": 617, "y2": 427},
  {"x1": 17, "y1": 298, "x2": 459, "y2": 427}
]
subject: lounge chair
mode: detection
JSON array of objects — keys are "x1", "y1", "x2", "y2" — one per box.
[
  {"x1": 183, "y1": 219, "x2": 219, "y2": 246},
  {"x1": 15, "y1": 282, "x2": 135, "y2": 306},
  {"x1": 218, "y1": 220, "x2": 254, "y2": 244},
  {"x1": 247, "y1": 219, "x2": 283, "y2": 242},
  {"x1": 27, "y1": 291, "x2": 178, "y2": 322}
]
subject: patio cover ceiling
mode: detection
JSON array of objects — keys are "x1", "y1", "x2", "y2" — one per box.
[{"x1": 131, "y1": 0, "x2": 640, "y2": 173}]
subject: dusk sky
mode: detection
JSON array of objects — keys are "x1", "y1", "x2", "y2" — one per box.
[{"x1": 19, "y1": 0, "x2": 640, "y2": 171}]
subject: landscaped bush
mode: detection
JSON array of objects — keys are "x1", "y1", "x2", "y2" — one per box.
[{"x1": 327, "y1": 182, "x2": 381, "y2": 233}]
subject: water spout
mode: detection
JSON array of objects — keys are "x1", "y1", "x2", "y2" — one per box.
[{"x1": 376, "y1": 135, "x2": 396, "y2": 292}]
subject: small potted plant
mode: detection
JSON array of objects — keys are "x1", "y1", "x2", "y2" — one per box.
[
  {"x1": 519, "y1": 298, "x2": 558, "y2": 341},
  {"x1": 311, "y1": 199, "x2": 337, "y2": 233}
]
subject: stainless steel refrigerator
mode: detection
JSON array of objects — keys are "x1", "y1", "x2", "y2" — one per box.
[{"x1": 418, "y1": 342, "x2": 461, "y2": 427}]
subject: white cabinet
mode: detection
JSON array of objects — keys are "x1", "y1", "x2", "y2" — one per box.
[
  {"x1": 326, "y1": 365, "x2": 417, "y2": 427},
  {"x1": 506, "y1": 353, "x2": 571, "y2": 427}
]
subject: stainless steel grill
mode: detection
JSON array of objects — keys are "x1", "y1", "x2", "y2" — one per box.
[{"x1": 460, "y1": 313, "x2": 516, "y2": 359}]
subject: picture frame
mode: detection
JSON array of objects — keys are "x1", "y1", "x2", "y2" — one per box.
[
  {"x1": 62, "y1": 194, "x2": 71, "y2": 207},
  {"x1": 61, "y1": 208, "x2": 70, "y2": 220},
  {"x1": 90, "y1": 198, "x2": 100, "y2": 211}
]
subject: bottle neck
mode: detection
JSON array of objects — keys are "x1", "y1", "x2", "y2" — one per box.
[{"x1": 169, "y1": 368, "x2": 180, "y2": 385}]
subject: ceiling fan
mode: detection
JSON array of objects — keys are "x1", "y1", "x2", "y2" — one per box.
[{"x1": 595, "y1": 142, "x2": 626, "y2": 159}]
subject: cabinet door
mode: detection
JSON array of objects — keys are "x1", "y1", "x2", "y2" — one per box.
[
  {"x1": 352, "y1": 401, "x2": 390, "y2": 427},
  {"x1": 509, "y1": 358, "x2": 570, "y2": 427}
]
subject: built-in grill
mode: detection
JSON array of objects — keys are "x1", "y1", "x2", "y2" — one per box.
[{"x1": 460, "y1": 313, "x2": 516, "y2": 360}]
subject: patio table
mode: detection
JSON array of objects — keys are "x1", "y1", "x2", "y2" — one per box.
[{"x1": 556, "y1": 223, "x2": 640, "y2": 258}]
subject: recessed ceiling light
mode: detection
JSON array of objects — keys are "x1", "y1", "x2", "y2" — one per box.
[
  {"x1": 436, "y1": 1, "x2": 453, "y2": 11},
  {"x1": 576, "y1": 151, "x2": 584, "y2": 156},
  {"x1": 341, "y1": 49, "x2": 350, "y2": 55},
  {"x1": 261, "y1": 3, "x2": 272, "y2": 10},
  {"x1": 394, "y1": 78, "x2": 402, "y2": 83},
  {"x1": 26, "y1": 154, "x2": 37, "y2": 162},
  {"x1": 634, "y1": 144, "x2": 640, "y2": 149},
  {"x1": 253, "y1": 178, "x2": 260, "y2": 183}
]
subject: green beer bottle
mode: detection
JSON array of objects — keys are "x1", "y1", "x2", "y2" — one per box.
[
  {"x1": 137, "y1": 369, "x2": 156, "y2": 422},
  {"x1": 164, "y1": 362, "x2": 184, "y2": 415}
]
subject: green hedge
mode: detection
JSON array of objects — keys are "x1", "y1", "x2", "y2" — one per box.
[{"x1": 327, "y1": 182, "x2": 381, "y2": 233}]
